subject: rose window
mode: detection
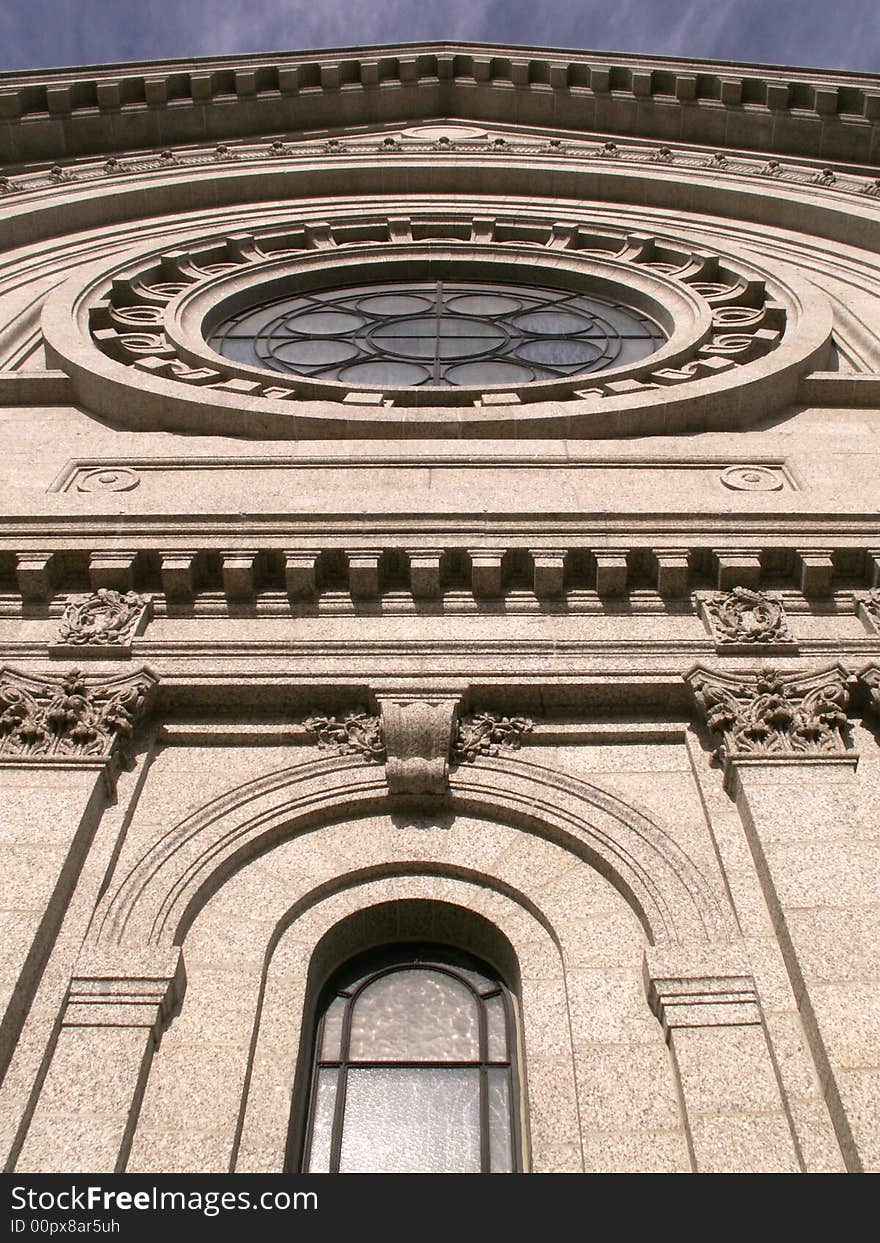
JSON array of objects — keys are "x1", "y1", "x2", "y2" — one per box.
[{"x1": 207, "y1": 279, "x2": 666, "y2": 387}]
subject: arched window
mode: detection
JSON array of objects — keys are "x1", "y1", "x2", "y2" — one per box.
[{"x1": 300, "y1": 944, "x2": 521, "y2": 1173}]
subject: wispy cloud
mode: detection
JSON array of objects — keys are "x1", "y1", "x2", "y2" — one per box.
[{"x1": 0, "y1": 0, "x2": 877, "y2": 74}]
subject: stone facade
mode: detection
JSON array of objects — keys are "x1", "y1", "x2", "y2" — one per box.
[{"x1": 0, "y1": 41, "x2": 879, "y2": 1173}]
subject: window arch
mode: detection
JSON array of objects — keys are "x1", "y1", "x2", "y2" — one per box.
[{"x1": 299, "y1": 943, "x2": 522, "y2": 1173}]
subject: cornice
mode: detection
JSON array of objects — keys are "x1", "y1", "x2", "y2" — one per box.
[{"x1": 0, "y1": 44, "x2": 878, "y2": 169}]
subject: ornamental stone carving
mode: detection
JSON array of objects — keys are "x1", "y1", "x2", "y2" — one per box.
[
  {"x1": 376, "y1": 695, "x2": 459, "y2": 796},
  {"x1": 859, "y1": 666, "x2": 880, "y2": 717},
  {"x1": 856, "y1": 589, "x2": 880, "y2": 634},
  {"x1": 686, "y1": 664, "x2": 853, "y2": 782},
  {"x1": 303, "y1": 710, "x2": 386, "y2": 762},
  {"x1": 0, "y1": 666, "x2": 157, "y2": 768},
  {"x1": 699, "y1": 588, "x2": 795, "y2": 649},
  {"x1": 452, "y1": 713, "x2": 534, "y2": 763},
  {"x1": 57, "y1": 589, "x2": 151, "y2": 648}
]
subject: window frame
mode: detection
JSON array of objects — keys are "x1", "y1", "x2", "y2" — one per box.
[{"x1": 298, "y1": 944, "x2": 523, "y2": 1174}]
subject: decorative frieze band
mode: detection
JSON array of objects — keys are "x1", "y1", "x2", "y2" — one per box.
[
  {"x1": 11, "y1": 540, "x2": 880, "y2": 609},
  {"x1": 0, "y1": 664, "x2": 157, "y2": 771}
]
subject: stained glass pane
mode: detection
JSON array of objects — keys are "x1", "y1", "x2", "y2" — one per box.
[
  {"x1": 338, "y1": 1068, "x2": 481, "y2": 1173},
  {"x1": 349, "y1": 969, "x2": 479, "y2": 1061}
]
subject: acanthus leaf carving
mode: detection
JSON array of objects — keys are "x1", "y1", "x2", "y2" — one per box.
[
  {"x1": 686, "y1": 665, "x2": 853, "y2": 778},
  {"x1": 856, "y1": 588, "x2": 880, "y2": 635},
  {"x1": 0, "y1": 666, "x2": 157, "y2": 767},
  {"x1": 858, "y1": 664, "x2": 880, "y2": 718},
  {"x1": 452, "y1": 712, "x2": 534, "y2": 764},
  {"x1": 57, "y1": 589, "x2": 151, "y2": 648},
  {"x1": 303, "y1": 709, "x2": 386, "y2": 763},
  {"x1": 699, "y1": 587, "x2": 795, "y2": 648}
]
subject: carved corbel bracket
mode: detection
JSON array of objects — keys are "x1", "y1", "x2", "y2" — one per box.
[
  {"x1": 685, "y1": 662, "x2": 856, "y2": 790},
  {"x1": 376, "y1": 693, "x2": 462, "y2": 795},
  {"x1": 0, "y1": 664, "x2": 158, "y2": 778},
  {"x1": 302, "y1": 694, "x2": 535, "y2": 795}
]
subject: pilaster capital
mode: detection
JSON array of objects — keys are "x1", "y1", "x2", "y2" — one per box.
[
  {"x1": 0, "y1": 664, "x2": 158, "y2": 778},
  {"x1": 685, "y1": 663, "x2": 856, "y2": 789}
]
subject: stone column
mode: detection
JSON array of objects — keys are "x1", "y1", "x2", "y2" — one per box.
[
  {"x1": 687, "y1": 663, "x2": 880, "y2": 1171},
  {"x1": 645, "y1": 947, "x2": 800, "y2": 1171},
  {"x1": 16, "y1": 948, "x2": 185, "y2": 1172},
  {"x1": 0, "y1": 665, "x2": 157, "y2": 1080}
]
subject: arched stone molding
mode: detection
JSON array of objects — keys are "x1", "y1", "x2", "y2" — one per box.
[
  {"x1": 92, "y1": 750, "x2": 732, "y2": 952},
  {"x1": 230, "y1": 884, "x2": 574, "y2": 1174},
  {"x1": 6, "y1": 152, "x2": 880, "y2": 257}
]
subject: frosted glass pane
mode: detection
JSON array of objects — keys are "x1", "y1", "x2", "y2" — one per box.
[
  {"x1": 485, "y1": 994, "x2": 508, "y2": 1061},
  {"x1": 306, "y1": 1068, "x2": 338, "y2": 1172},
  {"x1": 349, "y1": 969, "x2": 479, "y2": 1060},
  {"x1": 488, "y1": 1068, "x2": 513, "y2": 1172},
  {"x1": 339, "y1": 1068, "x2": 481, "y2": 1172},
  {"x1": 319, "y1": 996, "x2": 345, "y2": 1060}
]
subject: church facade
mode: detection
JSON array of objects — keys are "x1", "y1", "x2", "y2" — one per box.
[{"x1": 0, "y1": 41, "x2": 879, "y2": 1173}]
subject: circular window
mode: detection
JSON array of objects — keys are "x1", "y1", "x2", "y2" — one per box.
[{"x1": 207, "y1": 280, "x2": 666, "y2": 387}]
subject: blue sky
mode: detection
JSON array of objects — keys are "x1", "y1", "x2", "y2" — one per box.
[{"x1": 0, "y1": 0, "x2": 877, "y2": 75}]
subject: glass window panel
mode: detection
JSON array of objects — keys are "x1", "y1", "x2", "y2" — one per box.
[
  {"x1": 305, "y1": 1068, "x2": 338, "y2": 1173},
  {"x1": 319, "y1": 996, "x2": 345, "y2": 1060},
  {"x1": 283, "y1": 310, "x2": 365, "y2": 335},
  {"x1": 349, "y1": 969, "x2": 479, "y2": 1061},
  {"x1": 487, "y1": 1068, "x2": 513, "y2": 1173},
  {"x1": 590, "y1": 336, "x2": 657, "y2": 368},
  {"x1": 338, "y1": 1068, "x2": 481, "y2": 1173},
  {"x1": 445, "y1": 294, "x2": 522, "y2": 315},
  {"x1": 356, "y1": 295, "x2": 434, "y2": 315},
  {"x1": 271, "y1": 339, "x2": 360, "y2": 366},
  {"x1": 207, "y1": 336, "x2": 259, "y2": 365},
  {"x1": 368, "y1": 335, "x2": 437, "y2": 359},
  {"x1": 485, "y1": 993, "x2": 509, "y2": 1062},
  {"x1": 371, "y1": 319, "x2": 437, "y2": 339},
  {"x1": 516, "y1": 339, "x2": 605, "y2": 366},
  {"x1": 337, "y1": 360, "x2": 430, "y2": 386},
  {"x1": 436, "y1": 319, "x2": 508, "y2": 340},
  {"x1": 512, "y1": 309, "x2": 598, "y2": 334},
  {"x1": 444, "y1": 360, "x2": 535, "y2": 386},
  {"x1": 437, "y1": 337, "x2": 506, "y2": 359}
]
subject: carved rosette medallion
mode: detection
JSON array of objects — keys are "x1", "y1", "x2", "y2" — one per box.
[
  {"x1": 0, "y1": 666, "x2": 157, "y2": 771},
  {"x1": 303, "y1": 710, "x2": 386, "y2": 763},
  {"x1": 452, "y1": 713, "x2": 534, "y2": 764},
  {"x1": 56, "y1": 589, "x2": 151, "y2": 649},
  {"x1": 686, "y1": 665, "x2": 854, "y2": 786},
  {"x1": 699, "y1": 588, "x2": 795, "y2": 650}
]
